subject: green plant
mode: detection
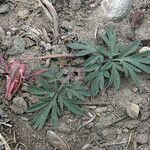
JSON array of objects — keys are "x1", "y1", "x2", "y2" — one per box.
[
  {"x1": 27, "y1": 66, "x2": 90, "y2": 129},
  {"x1": 68, "y1": 25, "x2": 150, "y2": 96}
]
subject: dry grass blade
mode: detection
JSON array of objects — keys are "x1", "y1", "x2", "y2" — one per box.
[
  {"x1": 15, "y1": 142, "x2": 29, "y2": 150},
  {"x1": 39, "y1": 0, "x2": 59, "y2": 38},
  {"x1": 0, "y1": 133, "x2": 11, "y2": 150}
]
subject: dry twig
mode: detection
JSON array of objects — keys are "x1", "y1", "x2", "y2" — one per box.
[
  {"x1": 0, "y1": 133, "x2": 11, "y2": 150},
  {"x1": 39, "y1": 0, "x2": 59, "y2": 38},
  {"x1": 77, "y1": 114, "x2": 96, "y2": 131}
]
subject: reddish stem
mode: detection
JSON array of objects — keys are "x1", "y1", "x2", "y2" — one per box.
[{"x1": 24, "y1": 53, "x2": 76, "y2": 61}]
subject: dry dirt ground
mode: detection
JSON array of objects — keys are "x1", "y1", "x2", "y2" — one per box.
[{"x1": 0, "y1": 0, "x2": 150, "y2": 150}]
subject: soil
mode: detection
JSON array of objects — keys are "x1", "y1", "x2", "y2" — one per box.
[{"x1": 0, "y1": 0, "x2": 150, "y2": 150}]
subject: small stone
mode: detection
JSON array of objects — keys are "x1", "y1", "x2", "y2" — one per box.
[
  {"x1": 40, "y1": 41, "x2": 52, "y2": 51},
  {"x1": 69, "y1": 0, "x2": 82, "y2": 11},
  {"x1": 0, "y1": 108, "x2": 8, "y2": 117},
  {"x1": 58, "y1": 123, "x2": 71, "y2": 133},
  {"x1": 136, "y1": 133, "x2": 148, "y2": 144},
  {"x1": 135, "y1": 20, "x2": 150, "y2": 39},
  {"x1": 126, "y1": 103, "x2": 140, "y2": 119},
  {"x1": 81, "y1": 144, "x2": 91, "y2": 150},
  {"x1": 124, "y1": 120, "x2": 140, "y2": 129},
  {"x1": 47, "y1": 130, "x2": 69, "y2": 150},
  {"x1": 0, "y1": 4, "x2": 9, "y2": 14},
  {"x1": 95, "y1": 107, "x2": 107, "y2": 114},
  {"x1": 132, "y1": 87, "x2": 138, "y2": 93},
  {"x1": 24, "y1": 37, "x2": 35, "y2": 48},
  {"x1": 22, "y1": 93, "x2": 30, "y2": 98},
  {"x1": 116, "y1": 128, "x2": 122, "y2": 135},
  {"x1": 139, "y1": 47, "x2": 150, "y2": 54},
  {"x1": 17, "y1": 8, "x2": 30, "y2": 19},
  {"x1": 123, "y1": 128, "x2": 129, "y2": 133},
  {"x1": 101, "y1": 0, "x2": 132, "y2": 22},
  {"x1": 11, "y1": 97, "x2": 28, "y2": 115},
  {"x1": 61, "y1": 21, "x2": 73, "y2": 31}
]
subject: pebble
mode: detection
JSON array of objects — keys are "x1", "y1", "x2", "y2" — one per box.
[
  {"x1": 0, "y1": 108, "x2": 8, "y2": 117},
  {"x1": 136, "y1": 133, "x2": 148, "y2": 144},
  {"x1": 58, "y1": 123, "x2": 71, "y2": 133},
  {"x1": 17, "y1": 8, "x2": 30, "y2": 19},
  {"x1": 69, "y1": 0, "x2": 82, "y2": 11},
  {"x1": 95, "y1": 107, "x2": 107, "y2": 114},
  {"x1": 135, "y1": 20, "x2": 150, "y2": 39},
  {"x1": 40, "y1": 41, "x2": 52, "y2": 51},
  {"x1": 11, "y1": 97, "x2": 28, "y2": 115},
  {"x1": 47, "y1": 130, "x2": 69, "y2": 150},
  {"x1": 0, "y1": 4, "x2": 10, "y2": 14},
  {"x1": 124, "y1": 120, "x2": 140, "y2": 129},
  {"x1": 101, "y1": 0, "x2": 132, "y2": 22},
  {"x1": 123, "y1": 128, "x2": 129, "y2": 133},
  {"x1": 61, "y1": 20, "x2": 73, "y2": 31},
  {"x1": 132, "y1": 87, "x2": 138, "y2": 93},
  {"x1": 24, "y1": 37, "x2": 35, "y2": 48},
  {"x1": 126, "y1": 103, "x2": 140, "y2": 119},
  {"x1": 81, "y1": 143, "x2": 92, "y2": 150}
]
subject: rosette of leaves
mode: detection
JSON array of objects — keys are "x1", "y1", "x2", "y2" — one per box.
[
  {"x1": 27, "y1": 66, "x2": 91, "y2": 129},
  {"x1": 68, "y1": 25, "x2": 150, "y2": 96}
]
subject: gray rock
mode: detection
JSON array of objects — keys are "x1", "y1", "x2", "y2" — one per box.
[
  {"x1": 126, "y1": 103, "x2": 140, "y2": 119},
  {"x1": 17, "y1": 8, "x2": 30, "y2": 19},
  {"x1": 124, "y1": 120, "x2": 140, "y2": 129},
  {"x1": 0, "y1": 4, "x2": 9, "y2": 14},
  {"x1": 47, "y1": 130, "x2": 69, "y2": 150},
  {"x1": 61, "y1": 20, "x2": 73, "y2": 31},
  {"x1": 135, "y1": 20, "x2": 150, "y2": 39},
  {"x1": 101, "y1": 0, "x2": 133, "y2": 22},
  {"x1": 40, "y1": 41, "x2": 52, "y2": 51},
  {"x1": 58, "y1": 122, "x2": 71, "y2": 133},
  {"x1": 11, "y1": 97, "x2": 28, "y2": 115},
  {"x1": 69, "y1": 0, "x2": 82, "y2": 10},
  {"x1": 95, "y1": 107, "x2": 107, "y2": 114},
  {"x1": 136, "y1": 133, "x2": 148, "y2": 144},
  {"x1": 0, "y1": 108, "x2": 8, "y2": 117}
]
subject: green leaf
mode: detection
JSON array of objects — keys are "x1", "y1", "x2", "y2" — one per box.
[
  {"x1": 134, "y1": 50, "x2": 150, "y2": 57},
  {"x1": 122, "y1": 41, "x2": 140, "y2": 57},
  {"x1": 51, "y1": 104, "x2": 59, "y2": 128},
  {"x1": 112, "y1": 65, "x2": 120, "y2": 89},
  {"x1": 85, "y1": 70, "x2": 99, "y2": 81},
  {"x1": 101, "y1": 61, "x2": 112, "y2": 70},
  {"x1": 126, "y1": 58, "x2": 150, "y2": 73},
  {"x1": 91, "y1": 77, "x2": 100, "y2": 96},
  {"x1": 106, "y1": 25, "x2": 116, "y2": 52},
  {"x1": 97, "y1": 47, "x2": 112, "y2": 57},
  {"x1": 63, "y1": 100, "x2": 84, "y2": 115},
  {"x1": 85, "y1": 55, "x2": 103, "y2": 66},
  {"x1": 76, "y1": 49, "x2": 96, "y2": 56},
  {"x1": 28, "y1": 86, "x2": 51, "y2": 96},
  {"x1": 121, "y1": 61, "x2": 129, "y2": 77},
  {"x1": 98, "y1": 72, "x2": 105, "y2": 90},
  {"x1": 31, "y1": 103, "x2": 52, "y2": 129},
  {"x1": 37, "y1": 76, "x2": 50, "y2": 89},
  {"x1": 85, "y1": 64, "x2": 100, "y2": 72},
  {"x1": 27, "y1": 100, "x2": 49, "y2": 112},
  {"x1": 126, "y1": 65, "x2": 140, "y2": 87},
  {"x1": 103, "y1": 70, "x2": 110, "y2": 78}
]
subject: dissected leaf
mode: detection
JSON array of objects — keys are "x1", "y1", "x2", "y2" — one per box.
[{"x1": 63, "y1": 99, "x2": 84, "y2": 115}]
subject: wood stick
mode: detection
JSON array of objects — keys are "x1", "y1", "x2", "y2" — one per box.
[{"x1": 40, "y1": 0, "x2": 59, "y2": 38}]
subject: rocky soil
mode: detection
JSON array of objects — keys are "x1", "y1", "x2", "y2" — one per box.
[{"x1": 0, "y1": 0, "x2": 150, "y2": 150}]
